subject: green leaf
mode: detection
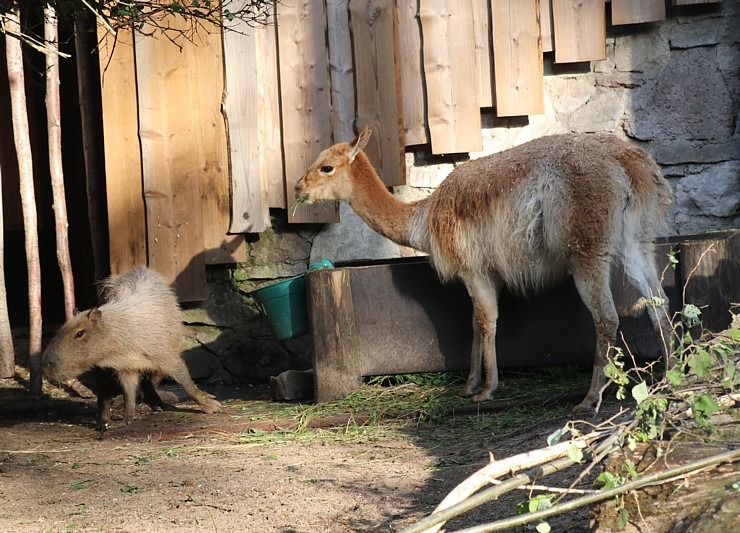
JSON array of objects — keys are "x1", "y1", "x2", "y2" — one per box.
[
  {"x1": 682, "y1": 304, "x2": 702, "y2": 327},
  {"x1": 568, "y1": 442, "x2": 584, "y2": 464},
  {"x1": 70, "y1": 482, "x2": 89, "y2": 490},
  {"x1": 536, "y1": 521, "x2": 552, "y2": 533},
  {"x1": 546, "y1": 424, "x2": 569, "y2": 446},
  {"x1": 598, "y1": 472, "x2": 617, "y2": 490},
  {"x1": 617, "y1": 508, "x2": 630, "y2": 530},
  {"x1": 688, "y1": 349, "x2": 713, "y2": 377},
  {"x1": 731, "y1": 329, "x2": 740, "y2": 342},
  {"x1": 121, "y1": 485, "x2": 139, "y2": 494},
  {"x1": 666, "y1": 368, "x2": 684, "y2": 387},
  {"x1": 631, "y1": 381, "x2": 649, "y2": 405},
  {"x1": 692, "y1": 395, "x2": 720, "y2": 425}
]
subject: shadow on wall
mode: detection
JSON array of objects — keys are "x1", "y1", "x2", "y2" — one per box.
[{"x1": 175, "y1": 236, "x2": 312, "y2": 389}]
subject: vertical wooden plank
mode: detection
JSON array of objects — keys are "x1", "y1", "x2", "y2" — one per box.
[
  {"x1": 349, "y1": 0, "x2": 405, "y2": 186},
  {"x1": 612, "y1": 0, "x2": 665, "y2": 25},
  {"x1": 472, "y1": 0, "x2": 494, "y2": 107},
  {"x1": 222, "y1": 13, "x2": 271, "y2": 234},
  {"x1": 306, "y1": 268, "x2": 362, "y2": 402},
  {"x1": 135, "y1": 20, "x2": 207, "y2": 301},
  {"x1": 97, "y1": 28, "x2": 146, "y2": 274},
  {"x1": 326, "y1": 0, "x2": 356, "y2": 143},
  {"x1": 491, "y1": 0, "x2": 544, "y2": 117},
  {"x1": 191, "y1": 22, "x2": 246, "y2": 264},
  {"x1": 551, "y1": 0, "x2": 606, "y2": 63},
  {"x1": 540, "y1": 0, "x2": 555, "y2": 53},
  {"x1": 276, "y1": 0, "x2": 339, "y2": 224},
  {"x1": 420, "y1": 0, "x2": 482, "y2": 154},
  {"x1": 257, "y1": 9, "x2": 286, "y2": 209},
  {"x1": 395, "y1": 0, "x2": 428, "y2": 146}
]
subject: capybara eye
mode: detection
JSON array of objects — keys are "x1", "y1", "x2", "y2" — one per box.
[
  {"x1": 320, "y1": 165, "x2": 334, "y2": 174},
  {"x1": 75, "y1": 330, "x2": 85, "y2": 339}
]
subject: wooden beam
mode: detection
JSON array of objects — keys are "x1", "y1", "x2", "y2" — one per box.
[
  {"x1": 420, "y1": 0, "x2": 482, "y2": 154},
  {"x1": 327, "y1": 0, "x2": 356, "y2": 143},
  {"x1": 350, "y1": 0, "x2": 405, "y2": 185},
  {"x1": 612, "y1": 0, "x2": 665, "y2": 25},
  {"x1": 491, "y1": 0, "x2": 544, "y2": 117},
  {"x1": 540, "y1": 0, "x2": 555, "y2": 53},
  {"x1": 472, "y1": 0, "x2": 495, "y2": 107},
  {"x1": 552, "y1": 0, "x2": 606, "y2": 63},
  {"x1": 276, "y1": 0, "x2": 339, "y2": 224},
  {"x1": 97, "y1": 28, "x2": 146, "y2": 274}
]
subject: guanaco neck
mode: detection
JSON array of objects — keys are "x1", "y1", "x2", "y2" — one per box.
[{"x1": 347, "y1": 152, "x2": 423, "y2": 248}]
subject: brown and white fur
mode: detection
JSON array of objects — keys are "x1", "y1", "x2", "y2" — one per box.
[{"x1": 295, "y1": 127, "x2": 673, "y2": 411}]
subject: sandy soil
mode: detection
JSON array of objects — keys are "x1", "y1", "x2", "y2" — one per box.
[{"x1": 0, "y1": 374, "x2": 594, "y2": 533}]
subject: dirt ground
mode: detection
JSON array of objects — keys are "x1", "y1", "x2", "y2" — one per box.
[{"x1": 1, "y1": 371, "x2": 595, "y2": 533}]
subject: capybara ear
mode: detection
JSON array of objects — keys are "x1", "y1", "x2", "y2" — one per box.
[
  {"x1": 88, "y1": 308, "x2": 102, "y2": 323},
  {"x1": 73, "y1": 307, "x2": 80, "y2": 317}
]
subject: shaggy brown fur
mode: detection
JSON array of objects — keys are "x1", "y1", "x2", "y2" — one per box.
[{"x1": 295, "y1": 127, "x2": 673, "y2": 410}]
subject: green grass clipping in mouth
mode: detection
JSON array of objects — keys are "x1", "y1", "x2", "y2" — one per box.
[{"x1": 292, "y1": 194, "x2": 310, "y2": 217}]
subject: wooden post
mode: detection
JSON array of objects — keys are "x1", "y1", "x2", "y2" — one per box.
[
  {"x1": 5, "y1": 2, "x2": 42, "y2": 393},
  {"x1": 0, "y1": 157, "x2": 13, "y2": 378},
  {"x1": 45, "y1": 6, "x2": 76, "y2": 320},
  {"x1": 305, "y1": 269, "x2": 362, "y2": 403}
]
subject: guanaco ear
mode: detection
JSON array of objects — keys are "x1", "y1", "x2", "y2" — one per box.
[{"x1": 349, "y1": 126, "x2": 372, "y2": 162}]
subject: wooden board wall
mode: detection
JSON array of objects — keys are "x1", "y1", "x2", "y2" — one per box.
[
  {"x1": 222, "y1": 15, "x2": 271, "y2": 235},
  {"x1": 491, "y1": 0, "x2": 544, "y2": 117},
  {"x1": 395, "y1": 0, "x2": 428, "y2": 146},
  {"x1": 552, "y1": 0, "x2": 606, "y2": 63},
  {"x1": 327, "y1": 0, "x2": 356, "y2": 144},
  {"x1": 612, "y1": 0, "x2": 666, "y2": 25},
  {"x1": 350, "y1": 0, "x2": 405, "y2": 185},
  {"x1": 472, "y1": 0, "x2": 495, "y2": 108},
  {"x1": 540, "y1": 0, "x2": 555, "y2": 53},
  {"x1": 277, "y1": 0, "x2": 339, "y2": 224},
  {"x1": 420, "y1": 0, "x2": 482, "y2": 154},
  {"x1": 134, "y1": 20, "x2": 207, "y2": 301},
  {"x1": 97, "y1": 28, "x2": 147, "y2": 274}
]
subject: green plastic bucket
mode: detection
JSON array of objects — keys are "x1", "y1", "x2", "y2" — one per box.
[{"x1": 251, "y1": 275, "x2": 308, "y2": 340}]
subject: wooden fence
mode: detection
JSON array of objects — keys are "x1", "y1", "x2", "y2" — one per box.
[{"x1": 97, "y1": 0, "x2": 721, "y2": 301}]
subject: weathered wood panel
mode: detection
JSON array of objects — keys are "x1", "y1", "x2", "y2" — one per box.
[
  {"x1": 97, "y1": 28, "x2": 146, "y2": 274},
  {"x1": 395, "y1": 0, "x2": 428, "y2": 146},
  {"x1": 305, "y1": 268, "x2": 362, "y2": 403},
  {"x1": 420, "y1": 0, "x2": 482, "y2": 154},
  {"x1": 134, "y1": 21, "x2": 207, "y2": 301},
  {"x1": 256, "y1": 18, "x2": 286, "y2": 209},
  {"x1": 540, "y1": 0, "x2": 555, "y2": 53},
  {"x1": 552, "y1": 0, "x2": 606, "y2": 63},
  {"x1": 276, "y1": 0, "x2": 338, "y2": 224},
  {"x1": 191, "y1": 22, "x2": 246, "y2": 264},
  {"x1": 327, "y1": 0, "x2": 356, "y2": 143},
  {"x1": 222, "y1": 14, "x2": 271, "y2": 235},
  {"x1": 472, "y1": 0, "x2": 494, "y2": 107},
  {"x1": 350, "y1": 0, "x2": 405, "y2": 185},
  {"x1": 612, "y1": 0, "x2": 666, "y2": 25},
  {"x1": 491, "y1": 0, "x2": 544, "y2": 117}
]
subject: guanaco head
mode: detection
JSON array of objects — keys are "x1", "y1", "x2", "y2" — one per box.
[{"x1": 294, "y1": 126, "x2": 372, "y2": 204}]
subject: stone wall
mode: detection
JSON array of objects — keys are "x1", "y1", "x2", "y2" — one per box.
[{"x1": 186, "y1": 2, "x2": 739, "y2": 384}]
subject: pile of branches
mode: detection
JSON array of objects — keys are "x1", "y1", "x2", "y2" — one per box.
[{"x1": 402, "y1": 312, "x2": 740, "y2": 533}]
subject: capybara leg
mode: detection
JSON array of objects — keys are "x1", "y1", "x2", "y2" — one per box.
[
  {"x1": 96, "y1": 394, "x2": 114, "y2": 431},
  {"x1": 168, "y1": 361, "x2": 221, "y2": 414},
  {"x1": 118, "y1": 372, "x2": 141, "y2": 425},
  {"x1": 140, "y1": 377, "x2": 170, "y2": 412}
]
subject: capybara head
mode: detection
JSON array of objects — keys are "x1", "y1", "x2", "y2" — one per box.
[{"x1": 42, "y1": 308, "x2": 106, "y2": 383}]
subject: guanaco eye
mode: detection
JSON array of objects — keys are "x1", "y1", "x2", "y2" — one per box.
[
  {"x1": 320, "y1": 165, "x2": 334, "y2": 174},
  {"x1": 75, "y1": 330, "x2": 85, "y2": 339}
]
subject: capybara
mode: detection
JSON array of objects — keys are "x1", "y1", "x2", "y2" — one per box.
[
  {"x1": 43, "y1": 266, "x2": 221, "y2": 426},
  {"x1": 76, "y1": 367, "x2": 172, "y2": 430}
]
